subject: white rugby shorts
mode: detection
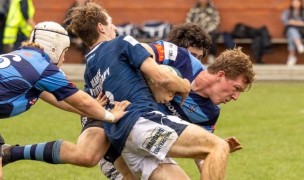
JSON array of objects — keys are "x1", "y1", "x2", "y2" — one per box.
[{"x1": 121, "y1": 111, "x2": 190, "y2": 180}]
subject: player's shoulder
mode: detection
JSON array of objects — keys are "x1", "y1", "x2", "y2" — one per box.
[{"x1": 117, "y1": 35, "x2": 140, "y2": 46}]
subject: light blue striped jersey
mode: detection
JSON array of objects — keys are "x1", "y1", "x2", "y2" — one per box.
[
  {"x1": 149, "y1": 40, "x2": 220, "y2": 132},
  {"x1": 0, "y1": 47, "x2": 78, "y2": 118}
]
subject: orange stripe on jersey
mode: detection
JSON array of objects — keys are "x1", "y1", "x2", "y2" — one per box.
[
  {"x1": 23, "y1": 52, "x2": 33, "y2": 57},
  {"x1": 154, "y1": 44, "x2": 165, "y2": 62}
]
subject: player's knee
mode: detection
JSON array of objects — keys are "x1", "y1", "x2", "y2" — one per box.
[
  {"x1": 87, "y1": 157, "x2": 101, "y2": 167},
  {"x1": 79, "y1": 154, "x2": 101, "y2": 167},
  {"x1": 214, "y1": 138, "x2": 230, "y2": 155}
]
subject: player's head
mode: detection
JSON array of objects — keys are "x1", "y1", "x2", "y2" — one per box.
[
  {"x1": 65, "y1": 2, "x2": 117, "y2": 47},
  {"x1": 167, "y1": 23, "x2": 211, "y2": 61},
  {"x1": 204, "y1": 47, "x2": 255, "y2": 104},
  {"x1": 29, "y1": 21, "x2": 70, "y2": 65},
  {"x1": 208, "y1": 47, "x2": 255, "y2": 90}
]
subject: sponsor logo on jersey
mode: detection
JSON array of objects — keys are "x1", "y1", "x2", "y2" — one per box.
[
  {"x1": 142, "y1": 127, "x2": 172, "y2": 154},
  {"x1": 187, "y1": 104, "x2": 197, "y2": 113},
  {"x1": 163, "y1": 41, "x2": 178, "y2": 61},
  {"x1": 164, "y1": 101, "x2": 182, "y2": 118},
  {"x1": 90, "y1": 68, "x2": 110, "y2": 97}
]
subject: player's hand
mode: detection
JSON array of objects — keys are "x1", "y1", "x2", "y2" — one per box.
[
  {"x1": 110, "y1": 100, "x2": 131, "y2": 122},
  {"x1": 225, "y1": 136, "x2": 243, "y2": 153},
  {"x1": 176, "y1": 78, "x2": 191, "y2": 106},
  {"x1": 95, "y1": 93, "x2": 108, "y2": 107},
  {"x1": 148, "y1": 81, "x2": 175, "y2": 103}
]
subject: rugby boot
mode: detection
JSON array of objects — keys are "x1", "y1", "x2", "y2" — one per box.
[{"x1": 1, "y1": 144, "x2": 18, "y2": 166}]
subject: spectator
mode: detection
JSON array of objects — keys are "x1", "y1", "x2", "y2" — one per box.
[
  {"x1": 281, "y1": 0, "x2": 304, "y2": 66},
  {"x1": 63, "y1": 0, "x2": 89, "y2": 63},
  {"x1": 0, "y1": 0, "x2": 10, "y2": 54},
  {"x1": 186, "y1": 0, "x2": 220, "y2": 64},
  {"x1": 2, "y1": 0, "x2": 35, "y2": 53}
]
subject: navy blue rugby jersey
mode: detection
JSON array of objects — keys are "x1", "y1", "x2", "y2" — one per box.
[
  {"x1": 149, "y1": 40, "x2": 220, "y2": 132},
  {"x1": 84, "y1": 35, "x2": 157, "y2": 153},
  {"x1": 0, "y1": 47, "x2": 78, "y2": 118}
]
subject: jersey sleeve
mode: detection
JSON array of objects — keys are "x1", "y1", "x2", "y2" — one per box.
[
  {"x1": 151, "y1": 41, "x2": 204, "y2": 82},
  {"x1": 121, "y1": 35, "x2": 152, "y2": 68},
  {"x1": 35, "y1": 64, "x2": 79, "y2": 101}
]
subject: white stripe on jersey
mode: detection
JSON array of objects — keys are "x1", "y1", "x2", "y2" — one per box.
[{"x1": 163, "y1": 41, "x2": 178, "y2": 61}]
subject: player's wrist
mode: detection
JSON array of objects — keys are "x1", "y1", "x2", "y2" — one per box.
[{"x1": 103, "y1": 110, "x2": 115, "y2": 123}]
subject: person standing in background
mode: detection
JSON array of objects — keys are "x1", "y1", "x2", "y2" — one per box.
[
  {"x1": 185, "y1": 0, "x2": 220, "y2": 64},
  {"x1": 281, "y1": 0, "x2": 304, "y2": 66},
  {"x1": 0, "y1": 0, "x2": 10, "y2": 54},
  {"x1": 2, "y1": 0, "x2": 35, "y2": 53}
]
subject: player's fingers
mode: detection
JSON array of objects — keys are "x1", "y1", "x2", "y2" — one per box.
[
  {"x1": 227, "y1": 137, "x2": 241, "y2": 145},
  {"x1": 96, "y1": 93, "x2": 103, "y2": 101},
  {"x1": 114, "y1": 101, "x2": 130, "y2": 110},
  {"x1": 180, "y1": 94, "x2": 188, "y2": 106},
  {"x1": 121, "y1": 100, "x2": 131, "y2": 108},
  {"x1": 233, "y1": 145, "x2": 243, "y2": 152},
  {"x1": 232, "y1": 139, "x2": 241, "y2": 146},
  {"x1": 231, "y1": 145, "x2": 243, "y2": 153},
  {"x1": 100, "y1": 94, "x2": 107, "y2": 101}
]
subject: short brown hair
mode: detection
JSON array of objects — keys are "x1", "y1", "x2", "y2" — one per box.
[
  {"x1": 64, "y1": 2, "x2": 109, "y2": 47},
  {"x1": 208, "y1": 47, "x2": 255, "y2": 90}
]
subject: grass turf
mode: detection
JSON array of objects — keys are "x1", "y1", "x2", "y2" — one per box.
[{"x1": 1, "y1": 82, "x2": 304, "y2": 179}]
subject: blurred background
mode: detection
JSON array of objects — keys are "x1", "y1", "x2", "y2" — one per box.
[{"x1": 28, "y1": 0, "x2": 294, "y2": 65}]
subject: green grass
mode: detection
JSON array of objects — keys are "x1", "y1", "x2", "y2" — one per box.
[{"x1": 1, "y1": 82, "x2": 304, "y2": 179}]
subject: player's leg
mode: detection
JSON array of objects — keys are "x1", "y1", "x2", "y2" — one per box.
[
  {"x1": 145, "y1": 116, "x2": 229, "y2": 179},
  {"x1": 121, "y1": 112, "x2": 229, "y2": 179},
  {"x1": 57, "y1": 117, "x2": 109, "y2": 166},
  {"x1": 0, "y1": 157, "x2": 2, "y2": 180},
  {"x1": 99, "y1": 157, "x2": 125, "y2": 180},
  {"x1": 2, "y1": 131, "x2": 108, "y2": 167},
  {"x1": 100, "y1": 144, "x2": 138, "y2": 180},
  {"x1": 55, "y1": 117, "x2": 110, "y2": 167},
  {"x1": 167, "y1": 123, "x2": 230, "y2": 180},
  {"x1": 59, "y1": 126, "x2": 109, "y2": 167},
  {"x1": 149, "y1": 163, "x2": 190, "y2": 180},
  {"x1": 0, "y1": 134, "x2": 5, "y2": 180},
  {"x1": 2, "y1": 118, "x2": 109, "y2": 167},
  {"x1": 120, "y1": 112, "x2": 192, "y2": 179},
  {"x1": 2, "y1": 140, "x2": 64, "y2": 165}
]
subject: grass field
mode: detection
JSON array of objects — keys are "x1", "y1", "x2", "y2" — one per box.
[{"x1": 1, "y1": 82, "x2": 304, "y2": 180}]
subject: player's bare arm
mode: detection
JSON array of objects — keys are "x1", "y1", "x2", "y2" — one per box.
[
  {"x1": 62, "y1": 90, "x2": 130, "y2": 123},
  {"x1": 40, "y1": 91, "x2": 83, "y2": 114},
  {"x1": 140, "y1": 57, "x2": 191, "y2": 105}
]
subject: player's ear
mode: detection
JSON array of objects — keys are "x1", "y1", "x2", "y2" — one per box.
[
  {"x1": 217, "y1": 70, "x2": 225, "y2": 80},
  {"x1": 97, "y1": 23, "x2": 105, "y2": 33}
]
